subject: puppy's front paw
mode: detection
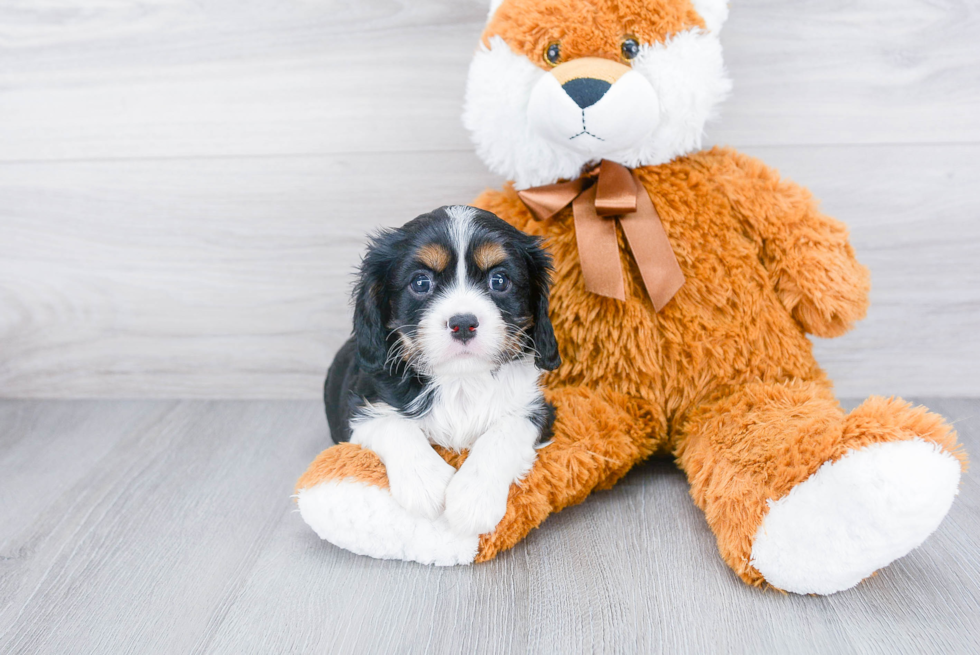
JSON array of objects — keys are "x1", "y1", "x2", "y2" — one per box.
[
  {"x1": 444, "y1": 470, "x2": 511, "y2": 536},
  {"x1": 386, "y1": 452, "x2": 456, "y2": 520}
]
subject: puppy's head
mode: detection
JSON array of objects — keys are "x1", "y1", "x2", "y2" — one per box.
[
  {"x1": 353, "y1": 205, "x2": 560, "y2": 377},
  {"x1": 464, "y1": 0, "x2": 732, "y2": 189}
]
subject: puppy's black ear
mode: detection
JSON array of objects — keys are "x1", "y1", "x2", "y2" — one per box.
[
  {"x1": 525, "y1": 236, "x2": 562, "y2": 372},
  {"x1": 352, "y1": 229, "x2": 398, "y2": 371}
]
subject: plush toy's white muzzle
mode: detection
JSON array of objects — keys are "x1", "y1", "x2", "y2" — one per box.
[
  {"x1": 527, "y1": 58, "x2": 660, "y2": 159},
  {"x1": 463, "y1": 30, "x2": 731, "y2": 190}
]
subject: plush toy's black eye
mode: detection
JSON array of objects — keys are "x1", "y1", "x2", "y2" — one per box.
[
  {"x1": 410, "y1": 273, "x2": 432, "y2": 295},
  {"x1": 621, "y1": 37, "x2": 640, "y2": 61},
  {"x1": 544, "y1": 41, "x2": 561, "y2": 67},
  {"x1": 489, "y1": 271, "x2": 511, "y2": 293}
]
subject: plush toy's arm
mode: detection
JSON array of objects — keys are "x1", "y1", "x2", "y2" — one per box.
[{"x1": 714, "y1": 148, "x2": 871, "y2": 338}]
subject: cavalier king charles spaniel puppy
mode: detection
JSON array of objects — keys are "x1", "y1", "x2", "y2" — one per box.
[{"x1": 324, "y1": 205, "x2": 560, "y2": 536}]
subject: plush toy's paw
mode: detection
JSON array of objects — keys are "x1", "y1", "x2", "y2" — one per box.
[
  {"x1": 386, "y1": 450, "x2": 457, "y2": 520},
  {"x1": 777, "y1": 252, "x2": 870, "y2": 338},
  {"x1": 750, "y1": 438, "x2": 962, "y2": 595},
  {"x1": 443, "y1": 466, "x2": 511, "y2": 536}
]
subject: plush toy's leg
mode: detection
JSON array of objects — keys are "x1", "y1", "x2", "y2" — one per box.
[
  {"x1": 296, "y1": 385, "x2": 660, "y2": 564},
  {"x1": 676, "y1": 381, "x2": 966, "y2": 594}
]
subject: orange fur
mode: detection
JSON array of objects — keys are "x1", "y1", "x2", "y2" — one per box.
[
  {"x1": 473, "y1": 242, "x2": 509, "y2": 270},
  {"x1": 484, "y1": 0, "x2": 704, "y2": 68},
  {"x1": 416, "y1": 243, "x2": 451, "y2": 272},
  {"x1": 296, "y1": 442, "x2": 391, "y2": 491},
  {"x1": 295, "y1": 443, "x2": 469, "y2": 493}
]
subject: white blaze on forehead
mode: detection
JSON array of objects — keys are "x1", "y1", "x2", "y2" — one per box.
[
  {"x1": 445, "y1": 205, "x2": 477, "y2": 223},
  {"x1": 445, "y1": 205, "x2": 477, "y2": 284}
]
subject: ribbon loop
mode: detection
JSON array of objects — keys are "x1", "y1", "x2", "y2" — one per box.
[
  {"x1": 594, "y1": 159, "x2": 638, "y2": 216},
  {"x1": 517, "y1": 160, "x2": 685, "y2": 310},
  {"x1": 516, "y1": 178, "x2": 584, "y2": 223}
]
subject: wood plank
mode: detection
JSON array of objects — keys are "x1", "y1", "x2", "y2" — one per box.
[
  {"x1": 0, "y1": 399, "x2": 327, "y2": 654},
  {"x1": 2, "y1": 144, "x2": 977, "y2": 398},
  {"x1": 0, "y1": 400, "x2": 173, "y2": 540},
  {"x1": 0, "y1": 151, "x2": 500, "y2": 398},
  {"x1": 719, "y1": 0, "x2": 980, "y2": 147},
  {"x1": 2, "y1": 399, "x2": 975, "y2": 653},
  {"x1": 0, "y1": 0, "x2": 977, "y2": 163}
]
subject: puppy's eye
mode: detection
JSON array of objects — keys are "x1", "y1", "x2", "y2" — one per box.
[
  {"x1": 621, "y1": 37, "x2": 640, "y2": 61},
  {"x1": 410, "y1": 273, "x2": 432, "y2": 295},
  {"x1": 488, "y1": 271, "x2": 511, "y2": 292},
  {"x1": 544, "y1": 41, "x2": 561, "y2": 67}
]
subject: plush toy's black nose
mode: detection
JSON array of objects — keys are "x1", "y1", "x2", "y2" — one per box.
[
  {"x1": 562, "y1": 77, "x2": 612, "y2": 109},
  {"x1": 448, "y1": 314, "x2": 479, "y2": 342}
]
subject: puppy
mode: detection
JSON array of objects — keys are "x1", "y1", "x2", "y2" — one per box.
[{"x1": 324, "y1": 205, "x2": 560, "y2": 536}]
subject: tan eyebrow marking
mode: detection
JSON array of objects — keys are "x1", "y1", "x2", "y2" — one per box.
[
  {"x1": 474, "y1": 242, "x2": 508, "y2": 270},
  {"x1": 416, "y1": 243, "x2": 451, "y2": 272}
]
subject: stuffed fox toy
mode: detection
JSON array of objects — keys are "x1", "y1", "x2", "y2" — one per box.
[{"x1": 296, "y1": 0, "x2": 966, "y2": 594}]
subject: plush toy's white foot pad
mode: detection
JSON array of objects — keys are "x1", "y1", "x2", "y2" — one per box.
[
  {"x1": 297, "y1": 480, "x2": 479, "y2": 565},
  {"x1": 750, "y1": 438, "x2": 961, "y2": 595}
]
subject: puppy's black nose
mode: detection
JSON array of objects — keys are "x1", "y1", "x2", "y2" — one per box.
[
  {"x1": 448, "y1": 314, "x2": 479, "y2": 343},
  {"x1": 562, "y1": 77, "x2": 612, "y2": 109}
]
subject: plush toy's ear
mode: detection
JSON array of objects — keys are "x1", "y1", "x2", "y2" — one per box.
[
  {"x1": 487, "y1": 0, "x2": 505, "y2": 20},
  {"x1": 352, "y1": 230, "x2": 398, "y2": 371},
  {"x1": 523, "y1": 236, "x2": 561, "y2": 372},
  {"x1": 691, "y1": 0, "x2": 730, "y2": 34}
]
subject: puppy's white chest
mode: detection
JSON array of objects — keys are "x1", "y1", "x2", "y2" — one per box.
[{"x1": 422, "y1": 360, "x2": 541, "y2": 451}]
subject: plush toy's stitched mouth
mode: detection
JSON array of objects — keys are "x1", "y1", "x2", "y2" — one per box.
[{"x1": 569, "y1": 109, "x2": 604, "y2": 141}]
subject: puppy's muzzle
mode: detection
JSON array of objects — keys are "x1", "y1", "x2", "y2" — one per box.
[
  {"x1": 448, "y1": 313, "x2": 479, "y2": 343},
  {"x1": 552, "y1": 57, "x2": 632, "y2": 110}
]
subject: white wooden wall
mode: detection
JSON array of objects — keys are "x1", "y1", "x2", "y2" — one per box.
[{"x1": 1, "y1": 0, "x2": 978, "y2": 399}]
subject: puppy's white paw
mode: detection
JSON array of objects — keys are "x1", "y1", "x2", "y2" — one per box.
[
  {"x1": 444, "y1": 469, "x2": 511, "y2": 536},
  {"x1": 386, "y1": 451, "x2": 456, "y2": 520}
]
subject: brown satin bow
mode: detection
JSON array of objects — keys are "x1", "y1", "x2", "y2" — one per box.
[{"x1": 517, "y1": 160, "x2": 685, "y2": 310}]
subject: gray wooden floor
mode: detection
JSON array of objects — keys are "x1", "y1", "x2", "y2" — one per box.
[{"x1": 1, "y1": 399, "x2": 977, "y2": 654}]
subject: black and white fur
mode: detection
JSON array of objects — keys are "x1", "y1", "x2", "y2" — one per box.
[{"x1": 325, "y1": 205, "x2": 560, "y2": 536}]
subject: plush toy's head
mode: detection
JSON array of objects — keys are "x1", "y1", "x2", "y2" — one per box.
[{"x1": 463, "y1": 0, "x2": 732, "y2": 189}]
